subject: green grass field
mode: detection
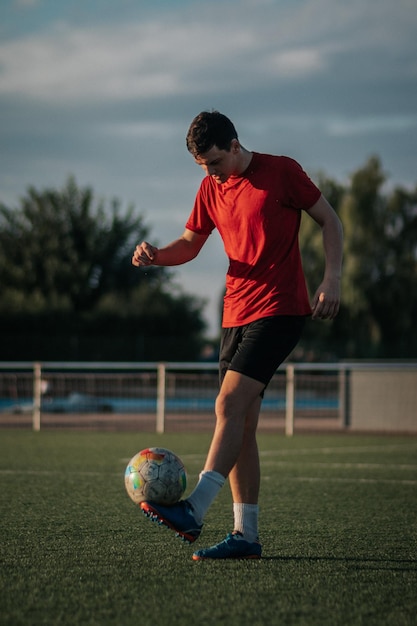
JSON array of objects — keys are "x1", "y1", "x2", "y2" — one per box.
[{"x1": 0, "y1": 430, "x2": 416, "y2": 626}]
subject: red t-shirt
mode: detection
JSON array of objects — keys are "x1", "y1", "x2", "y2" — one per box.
[{"x1": 185, "y1": 153, "x2": 321, "y2": 328}]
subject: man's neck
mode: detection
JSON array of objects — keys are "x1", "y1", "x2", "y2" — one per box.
[{"x1": 236, "y1": 147, "x2": 253, "y2": 176}]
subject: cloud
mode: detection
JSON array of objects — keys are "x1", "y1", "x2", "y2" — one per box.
[
  {"x1": 3, "y1": 0, "x2": 415, "y2": 106},
  {"x1": 325, "y1": 115, "x2": 417, "y2": 137},
  {"x1": 101, "y1": 120, "x2": 180, "y2": 140},
  {"x1": 13, "y1": 0, "x2": 40, "y2": 7},
  {"x1": 0, "y1": 22, "x2": 180, "y2": 101},
  {"x1": 266, "y1": 48, "x2": 327, "y2": 77},
  {"x1": 0, "y1": 21, "x2": 249, "y2": 102}
]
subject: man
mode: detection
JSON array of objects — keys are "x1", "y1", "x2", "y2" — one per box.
[{"x1": 132, "y1": 111, "x2": 343, "y2": 560}]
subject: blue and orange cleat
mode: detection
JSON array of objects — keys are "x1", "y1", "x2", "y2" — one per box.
[
  {"x1": 192, "y1": 531, "x2": 262, "y2": 560},
  {"x1": 140, "y1": 500, "x2": 203, "y2": 544}
]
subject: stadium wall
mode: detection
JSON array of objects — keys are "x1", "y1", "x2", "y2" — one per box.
[{"x1": 349, "y1": 369, "x2": 417, "y2": 433}]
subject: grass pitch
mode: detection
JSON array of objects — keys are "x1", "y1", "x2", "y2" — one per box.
[{"x1": 0, "y1": 430, "x2": 416, "y2": 626}]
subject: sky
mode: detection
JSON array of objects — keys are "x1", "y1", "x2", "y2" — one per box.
[{"x1": 1, "y1": 0, "x2": 416, "y2": 337}]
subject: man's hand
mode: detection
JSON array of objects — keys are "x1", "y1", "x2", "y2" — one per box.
[
  {"x1": 311, "y1": 277, "x2": 341, "y2": 320},
  {"x1": 132, "y1": 241, "x2": 158, "y2": 267}
]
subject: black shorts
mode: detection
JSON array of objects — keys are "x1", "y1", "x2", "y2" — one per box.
[{"x1": 219, "y1": 315, "x2": 306, "y2": 389}]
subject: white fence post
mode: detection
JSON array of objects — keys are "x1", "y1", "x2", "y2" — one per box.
[
  {"x1": 33, "y1": 362, "x2": 42, "y2": 432},
  {"x1": 285, "y1": 364, "x2": 295, "y2": 436},
  {"x1": 156, "y1": 363, "x2": 166, "y2": 434},
  {"x1": 338, "y1": 366, "x2": 350, "y2": 427}
]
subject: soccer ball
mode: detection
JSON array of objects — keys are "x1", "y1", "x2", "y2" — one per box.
[{"x1": 124, "y1": 447, "x2": 187, "y2": 506}]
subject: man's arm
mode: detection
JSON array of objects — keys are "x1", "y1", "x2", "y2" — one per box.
[
  {"x1": 132, "y1": 228, "x2": 209, "y2": 267},
  {"x1": 305, "y1": 194, "x2": 343, "y2": 320}
]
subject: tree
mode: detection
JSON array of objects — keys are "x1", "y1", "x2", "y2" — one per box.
[
  {"x1": 0, "y1": 178, "x2": 206, "y2": 360},
  {"x1": 338, "y1": 157, "x2": 417, "y2": 357},
  {"x1": 299, "y1": 157, "x2": 417, "y2": 359},
  {"x1": 0, "y1": 177, "x2": 167, "y2": 313}
]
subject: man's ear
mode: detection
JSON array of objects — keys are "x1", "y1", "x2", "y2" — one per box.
[{"x1": 231, "y1": 139, "x2": 240, "y2": 154}]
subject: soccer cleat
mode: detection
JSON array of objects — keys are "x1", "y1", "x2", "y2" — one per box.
[
  {"x1": 192, "y1": 531, "x2": 262, "y2": 560},
  {"x1": 140, "y1": 500, "x2": 203, "y2": 544}
]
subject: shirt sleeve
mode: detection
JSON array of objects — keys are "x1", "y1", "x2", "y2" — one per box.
[
  {"x1": 283, "y1": 157, "x2": 321, "y2": 210},
  {"x1": 185, "y1": 180, "x2": 216, "y2": 235}
]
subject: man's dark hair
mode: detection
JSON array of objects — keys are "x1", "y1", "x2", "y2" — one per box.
[{"x1": 186, "y1": 111, "x2": 238, "y2": 157}]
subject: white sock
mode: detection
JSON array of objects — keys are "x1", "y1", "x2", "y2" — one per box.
[
  {"x1": 186, "y1": 470, "x2": 225, "y2": 525},
  {"x1": 233, "y1": 503, "x2": 259, "y2": 542}
]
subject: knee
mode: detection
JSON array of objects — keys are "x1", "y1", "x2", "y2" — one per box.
[{"x1": 215, "y1": 390, "x2": 239, "y2": 421}]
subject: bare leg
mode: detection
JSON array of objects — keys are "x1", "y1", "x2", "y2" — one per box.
[
  {"x1": 228, "y1": 395, "x2": 262, "y2": 504},
  {"x1": 203, "y1": 370, "x2": 264, "y2": 481},
  {"x1": 141, "y1": 369, "x2": 265, "y2": 548}
]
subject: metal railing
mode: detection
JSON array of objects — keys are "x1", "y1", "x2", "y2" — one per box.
[{"x1": 0, "y1": 361, "x2": 416, "y2": 434}]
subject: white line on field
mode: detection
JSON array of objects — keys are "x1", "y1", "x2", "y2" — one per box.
[
  {"x1": 261, "y1": 461, "x2": 417, "y2": 470},
  {"x1": 264, "y1": 476, "x2": 417, "y2": 485},
  {"x1": 0, "y1": 469, "x2": 415, "y2": 485},
  {"x1": 0, "y1": 469, "x2": 201, "y2": 479},
  {"x1": 259, "y1": 444, "x2": 417, "y2": 456},
  {"x1": 121, "y1": 445, "x2": 417, "y2": 465}
]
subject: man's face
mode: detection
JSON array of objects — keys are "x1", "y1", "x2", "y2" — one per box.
[{"x1": 194, "y1": 140, "x2": 240, "y2": 184}]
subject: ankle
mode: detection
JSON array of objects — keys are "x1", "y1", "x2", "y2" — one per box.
[{"x1": 233, "y1": 502, "x2": 259, "y2": 542}]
